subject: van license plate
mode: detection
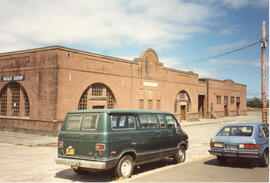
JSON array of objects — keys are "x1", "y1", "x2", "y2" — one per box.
[{"x1": 66, "y1": 148, "x2": 75, "y2": 155}]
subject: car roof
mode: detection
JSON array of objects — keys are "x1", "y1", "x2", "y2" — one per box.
[
  {"x1": 68, "y1": 109, "x2": 171, "y2": 114},
  {"x1": 223, "y1": 122, "x2": 264, "y2": 127}
]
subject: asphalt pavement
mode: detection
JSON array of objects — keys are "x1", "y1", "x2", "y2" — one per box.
[{"x1": 0, "y1": 111, "x2": 265, "y2": 182}]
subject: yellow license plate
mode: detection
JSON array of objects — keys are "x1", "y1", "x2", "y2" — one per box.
[{"x1": 66, "y1": 148, "x2": 75, "y2": 155}]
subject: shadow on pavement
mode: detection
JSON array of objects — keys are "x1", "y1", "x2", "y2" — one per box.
[
  {"x1": 55, "y1": 168, "x2": 116, "y2": 182},
  {"x1": 133, "y1": 158, "x2": 175, "y2": 175},
  {"x1": 55, "y1": 158, "x2": 176, "y2": 182},
  {"x1": 204, "y1": 157, "x2": 263, "y2": 169}
]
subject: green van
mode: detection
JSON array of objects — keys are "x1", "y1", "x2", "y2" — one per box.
[{"x1": 55, "y1": 109, "x2": 189, "y2": 178}]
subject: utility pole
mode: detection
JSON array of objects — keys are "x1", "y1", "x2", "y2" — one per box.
[{"x1": 261, "y1": 21, "x2": 268, "y2": 123}]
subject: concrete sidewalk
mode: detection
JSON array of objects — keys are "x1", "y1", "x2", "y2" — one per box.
[
  {"x1": 0, "y1": 130, "x2": 57, "y2": 147},
  {"x1": 0, "y1": 111, "x2": 261, "y2": 147}
]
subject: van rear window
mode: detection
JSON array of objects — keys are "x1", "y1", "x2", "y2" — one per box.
[
  {"x1": 82, "y1": 114, "x2": 98, "y2": 130},
  {"x1": 66, "y1": 114, "x2": 83, "y2": 130}
]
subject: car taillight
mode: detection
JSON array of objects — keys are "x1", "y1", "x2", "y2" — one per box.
[
  {"x1": 96, "y1": 144, "x2": 105, "y2": 151},
  {"x1": 210, "y1": 142, "x2": 224, "y2": 148},
  {"x1": 239, "y1": 144, "x2": 258, "y2": 149},
  {"x1": 57, "y1": 141, "x2": 63, "y2": 148}
]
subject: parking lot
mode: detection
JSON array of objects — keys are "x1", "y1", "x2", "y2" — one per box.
[{"x1": 0, "y1": 111, "x2": 266, "y2": 182}]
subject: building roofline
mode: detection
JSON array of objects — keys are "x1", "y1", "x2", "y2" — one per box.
[
  {"x1": 163, "y1": 67, "x2": 199, "y2": 76},
  {"x1": 199, "y1": 78, "x2": 246, "y2": 86},
  {"x1": 0, "y1": 45, "x2": 135, "y2": 64}
]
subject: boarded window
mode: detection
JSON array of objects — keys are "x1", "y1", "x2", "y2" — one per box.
[
  {"x1": 139, "y1": 99, "x2": 144, "y2": 109},
  {"x1": 230, "y1": 96, "x2": 234, "y2": 104},
  {"x1": 156, "y1": 100, "x2": 161, "y2": 110},
  {"x1": 224, "y1": 96, "x2": 228, "y2": 105},
  {"x1": 216, "y1": 96, "x2": 221, "y2": 104},
  {"x1": 148, "y1": 100, "x2": 153, "y2": 110}
]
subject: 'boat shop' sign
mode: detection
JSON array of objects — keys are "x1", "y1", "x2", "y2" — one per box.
[{"x1": 2, "y1": 75, "x2": 25, "y2": 82}]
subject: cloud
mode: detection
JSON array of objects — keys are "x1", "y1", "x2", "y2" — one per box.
[
  {"x1": 219, "y1": 25, "x2": 240, "y2": 36},
  {"x1": 160, "y1": 56, "x2": 216, "y2": 78},
  {"x1": 0, "y1": 0, "x2": 221, "y2": 52},
  {"x1": 208, "y1": 58, "x2": 269, "y2": 67},
  {"x1": 220, "y1": 0, "x2": 268, "y2": 9},
  {"x1": 205, "y1": 40, "x2": 252, "y2": 55}
]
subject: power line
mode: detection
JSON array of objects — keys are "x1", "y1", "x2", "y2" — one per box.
[{"x1": 185, "y1": 36, "x2": 269, "y2": 66}]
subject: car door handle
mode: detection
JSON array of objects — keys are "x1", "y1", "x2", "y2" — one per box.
[{"x1": 155, "y1": 131, "x2": 160, "y2": 135}]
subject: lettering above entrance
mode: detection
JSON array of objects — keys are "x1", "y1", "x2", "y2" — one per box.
[{"x1": 2, "y1": 75, "x2": 25, "y2": 82}]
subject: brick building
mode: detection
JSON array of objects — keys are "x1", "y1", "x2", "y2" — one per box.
[{"x1": 0, "y1": 46, "x2": 247, "y2": 134}]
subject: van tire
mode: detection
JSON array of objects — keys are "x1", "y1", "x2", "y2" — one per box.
[
  {"x1": 115, "y1": 155, "x2": 134, "y2": 178},
  {"x1": 174, "y1": 146, "x2": 186, "y2": 163}
]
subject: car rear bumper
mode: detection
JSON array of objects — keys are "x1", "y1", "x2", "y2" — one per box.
[
  {"x1": 208, "y1": 150, "x2": 260, "y2": 158},
  {"x1": 55, "y1": 157, "x2": 117, "y2": 170}
]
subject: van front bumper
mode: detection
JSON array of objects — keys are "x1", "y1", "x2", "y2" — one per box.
[{"x1": 55, "y1": 158, "x2": 117, "y2": 170}]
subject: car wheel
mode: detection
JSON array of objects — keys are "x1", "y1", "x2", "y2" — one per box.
[
  {"x1": 217, "y1": 156, "x2": 226, "y2": 164},
  {"x1": 261, "y1": 150, "x2": 269, "y2": 167},
  {"x1": 115, "y1": 155, "x2": 134, "y2": 178},
  {"x1": 174, "y1": 146, "x2": 186, "y2": 163}
]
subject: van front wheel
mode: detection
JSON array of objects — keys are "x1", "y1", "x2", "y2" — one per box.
[
  {"x1": 115, "y1": 155, "x2": 134, "y2": 178},
  {"x1": 174, "y1": 146, "x2": 186, "y2": 163}
]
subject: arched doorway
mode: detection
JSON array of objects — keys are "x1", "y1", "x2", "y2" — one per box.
[
  {"x1": 78, "y1": 83, "x2": 116, "y2": 110},
  {"x1": 174, "y1": 90, "x2": 191, "y2": 122},
  {"x1": 0, "y1": 82, "x2": 30, "y2": 117}
]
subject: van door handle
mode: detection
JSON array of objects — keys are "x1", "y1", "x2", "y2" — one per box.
[{"x1": 155, "y1": 131, "x2": 160, "y2": 135}]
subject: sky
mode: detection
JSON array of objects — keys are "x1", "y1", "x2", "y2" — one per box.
[{"x1": 0, "y1": 0, "x2": 269, "y2": 99}]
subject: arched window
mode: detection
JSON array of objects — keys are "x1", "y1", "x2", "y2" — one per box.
[
  {"x1": 0, "y1": 82, "x2": 30, "y2": 117},
  {"x1": 174, "y1": 90, "x2": 191, "y2": 113},
  {"x1": 78, "y1": 83, "x2": 116, "y2": 110}
]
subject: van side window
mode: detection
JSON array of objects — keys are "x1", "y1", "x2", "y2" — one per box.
[
  {"x1": 165, "y1": 115, "x2": 179, "y2": 128},
  {"x1": 82, "y1": 114, "x2": 98, "y2": 130},
  {"x1": 138, "y1": 114, "x2": 159, "y2": 129},
  {"x1": 157, "y1": 114, "x2": 166, "y2": 128},
  {"x1": 66, "y1": 114, "x2": 83, "y2": 130},
  {"x1": 111, "y1": 115, "x2": 135, "y2": 129}
]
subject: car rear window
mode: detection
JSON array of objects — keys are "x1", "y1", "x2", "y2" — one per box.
[
  {"x1": 66, "y1": 114, "x2": 83, "y2": 130},
  {"x1": 217, "y1": 126, "x2": 253, "y2": 136},
  {"x1": 82, "y1": 114, "x2": 98, "y2": 130}
]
